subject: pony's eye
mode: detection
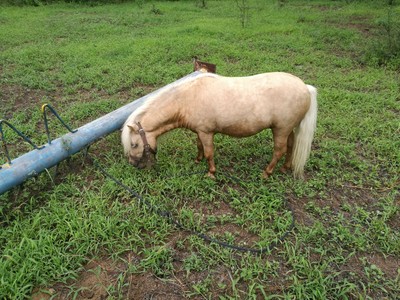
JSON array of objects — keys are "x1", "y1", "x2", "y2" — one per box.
[{"x1": 131, "y1": 143, "x2": 138, "y2": 149}]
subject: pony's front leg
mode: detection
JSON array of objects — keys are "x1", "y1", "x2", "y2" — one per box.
[
  {"x1": 195, "y1": 134, "x2": 204, "y2": 163},
  {"x1": 197, "y1": 132, "x2": 216, "y2": 179}
]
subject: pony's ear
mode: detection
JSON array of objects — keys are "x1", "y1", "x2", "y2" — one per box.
[{"x1": 127, "y1": 124, "x2": 137, "y2": 132}]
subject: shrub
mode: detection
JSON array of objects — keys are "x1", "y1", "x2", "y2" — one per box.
[{"x1": 364, "y1": 2, "x2": 400, "y2": 68}]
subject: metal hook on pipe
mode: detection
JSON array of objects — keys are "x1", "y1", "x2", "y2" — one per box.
[{"x1": 41, "y1": 104, "x2": 77, "y2": 144}]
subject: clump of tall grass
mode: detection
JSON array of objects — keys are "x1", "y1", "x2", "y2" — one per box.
[{"x1": 364, "y1": 2, "x2": 400, "y2": 68}]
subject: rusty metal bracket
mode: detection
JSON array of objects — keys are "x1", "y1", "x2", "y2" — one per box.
[{"x1": 193, "y1": 57, "x2": 216, "y2": 73}]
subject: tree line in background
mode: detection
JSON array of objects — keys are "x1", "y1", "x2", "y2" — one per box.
[{"x1": 0, "y1": 0, "x2": 397, "y2": 6}]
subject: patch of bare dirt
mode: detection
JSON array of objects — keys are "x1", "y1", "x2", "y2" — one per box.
[
  {"x1": 32, "y1": 261, "x2": 106, "y2": 300},
  {"x1": 37, "y1": 248, "x2": 195, "y2": 300},
  {"x1": 0, "y1": 84, "x2": 58, "y2": 119},
  {"x1": 123, "y1": 273, "x2": 187, "y2": 300},
  {"x1": 387, "y1": 196, "x2": 400, "y2": 231},
  {"x1": 335, "y1": 15, "x2": 376, "y2": 37},
  {"x1": 367, "y1": 253, "x2": 400, "y2": 279},
  {"x1": 32, "y1": 254, "x2": 136, "y2": 300},
  {"x1": 344, "y1": 252, "x2": 400, "y2": 281},
  {"x1": 287, "y1": 196, "x2": 315, "y2": 227}
]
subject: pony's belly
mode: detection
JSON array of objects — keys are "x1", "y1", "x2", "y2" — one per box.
[{"x1": 217, "y1": 123, "x2": 267, "y2": 137}]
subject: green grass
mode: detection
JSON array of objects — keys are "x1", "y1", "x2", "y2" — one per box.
[{"x1": 1, "y1": 0, "x2": 399, "y2": 299}]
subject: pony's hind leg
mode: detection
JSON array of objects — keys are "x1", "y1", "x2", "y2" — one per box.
[
  {"x1": 263, "y1": 129, "x2": 289, "y2": 178},
  {"x1": 280, "y1": 131, "x2": 294, "y2": 173},
  {"x1": 195, "y1": 134, "x2": 204, "y2": 163}
]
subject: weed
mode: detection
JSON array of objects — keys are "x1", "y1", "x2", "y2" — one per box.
[
  {"x1": 235, "y1": 0, "x2": 251, "y2": 28},
  {"x1": 364, "y1": 1, "x2": 400, "y2": 67},
  {"x1": 196, "y1": 0, "x2": 207, "y2": 9},
  {"x1": 150, "y1": 4, "x2": 163, "y2": 15}
]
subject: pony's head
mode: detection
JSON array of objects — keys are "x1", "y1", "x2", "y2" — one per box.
[{"x1": 121, "y1": 122, "x2": 157, "y2": 169}]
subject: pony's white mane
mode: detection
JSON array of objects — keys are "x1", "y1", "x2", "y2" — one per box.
[{"x1": 121, "y1": 72, "x2": 218, "y2": 155}]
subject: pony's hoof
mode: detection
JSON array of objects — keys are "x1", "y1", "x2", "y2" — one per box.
[
  {"x1": 206, "y1": 172, "x2": 216, "y2": 180},
  {"x1": 262, "y1": 171, "x2": 270, "y2": 179},
  {"x1": 280, "y1": 166, "x2": 288, "y2": 174}
]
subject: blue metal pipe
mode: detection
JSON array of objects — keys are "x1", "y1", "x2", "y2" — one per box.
[{"x1": 0, "y1": 71, "x2": 203, "y2": 195}]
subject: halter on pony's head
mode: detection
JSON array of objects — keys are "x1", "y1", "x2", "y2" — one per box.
[
  {"x1": 136, "y1": 122, "x2": 157, "y2": 156},
  {"x1": 136, "y1": 122, "x2": 157, "y2": 169}
]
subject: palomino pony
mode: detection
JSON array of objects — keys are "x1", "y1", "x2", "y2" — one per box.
[{"x1": 122, "y1": 72, "x2": 317, "y2": 179}]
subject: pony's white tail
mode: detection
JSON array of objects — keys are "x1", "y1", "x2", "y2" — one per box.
[{"x1": 291, "y1": 85, "x2": 318, "y2": 179}]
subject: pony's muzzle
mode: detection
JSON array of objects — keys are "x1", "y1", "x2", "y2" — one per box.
[
  {"x1": 129, "y1": 157, "x2": 140, "y2": 168},
  {"x1": 129, "y1": 153, "x2": 156, "y2": 169}
]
